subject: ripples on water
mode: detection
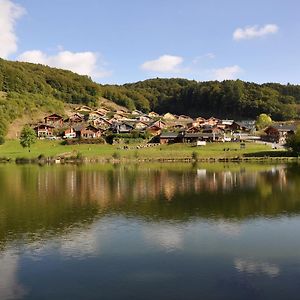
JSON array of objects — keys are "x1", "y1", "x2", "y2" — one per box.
[{"x1": 0, "y1": 163, "x2": 300, "y2": 300}]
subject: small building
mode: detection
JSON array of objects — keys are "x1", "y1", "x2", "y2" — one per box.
[
  {"x1": 75, "y1": 106, "x2": 92, "y2": 112},
  {"x1": 44, "y1": 114, "x2": 64, "y2": 127},
  {"x1": 112, "y1": 122, "x2": 135, "y2": 134},
  {"x1": 65, "y1": 113, "x2": 84, "y2": 124},
  {"x1": 34, "y1": 124, "x2": 55, "y2": 138},
  {"x1": 93, "y1": 117, "x2": 112, "y2": 129},
  {"x1": 159, "y1": 132, "x2": 182, "y2": 144},
  {"x1": 148, "y1": 111, "x2": 160, "y2": 118},
  {"x1": 163, "y1": 113, "x2": 177, "y2": 120},
  {"x1": 263, "y1": 124, "x2": 297, "y2": 144},
  {"x1": 80, "y1": 125, "x2": 102, "y2": 139},
  {"x1": 64, "y1": 127, "x2": 76, "y2": 139},
  {"x1": 134, "y1": 121, "x2": 148, "y2": 130},
  {"x1": 136, "y1": 115, "x2": 152, "y2": 122},
  {"x1": 146, "y1": 125, "x2": 162, "y2": 136}
]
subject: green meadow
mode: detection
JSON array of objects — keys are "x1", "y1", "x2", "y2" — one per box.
[{"x1": 0, "y1": 139, "x2": 287, "y2": 161}]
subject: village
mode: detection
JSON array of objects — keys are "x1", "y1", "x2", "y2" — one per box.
[{"x1": 31, "y1": 105, "x2": 297, "y2": 146}]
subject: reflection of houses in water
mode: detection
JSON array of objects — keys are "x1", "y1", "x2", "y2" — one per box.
[{"x1": 1, "y1": 164, "x2": 290, "y2": 208}]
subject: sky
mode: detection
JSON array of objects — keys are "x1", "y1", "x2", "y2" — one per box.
[{"x1": 0, "y1": 0, "x2": 299, "y2": 84}]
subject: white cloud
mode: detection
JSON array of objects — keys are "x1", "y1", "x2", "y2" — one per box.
[
  {"x1": 0, "y1": 0, "x2": 25, "y2": 58},
  {"x1": 141, "y1": 55, "x2": 183, "y2": 73},
  {"x1": 213, "y1": 65, "x2": 242, "y2": 81},
  {"x1": 233, "y1": 24, "x2": 279, "y2": 40},
  {"x1": 17, "y1": 50, "x2": 111, "y2": 79}
]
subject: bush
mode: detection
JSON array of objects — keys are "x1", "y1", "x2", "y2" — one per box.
[
  {"x1": 112, "y1": 152, "x2": 121, "y2": 159},
  {"x1": 0, "y1": 136, "x2": 5, "y2": 145},
  {"x1": 192, "y1": 151, "x2": 199, "y2": 161}
]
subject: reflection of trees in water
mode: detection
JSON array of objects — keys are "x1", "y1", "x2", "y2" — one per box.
[{"x1": 0, "y1": 164, "x2": 300, "y2": 243}]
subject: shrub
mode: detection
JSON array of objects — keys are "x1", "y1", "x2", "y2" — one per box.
[
  {"x1": 192, "y1": 151, "x2": 199, "y2": 161},
  {"x1": 0, "y1": 136, "x2": 5, "y2": 145},
  {"x1": 112, "y1": 152, "x2": 121, "y2": 159}
]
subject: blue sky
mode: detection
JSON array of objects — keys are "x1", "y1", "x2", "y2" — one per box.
[{"x1": 1, "y1": 0, "x2": 299, "y2": 84}]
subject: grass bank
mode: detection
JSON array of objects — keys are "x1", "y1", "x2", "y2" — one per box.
[{"x1": 0, "y1": 140, "x2": 295, "y2": 163}]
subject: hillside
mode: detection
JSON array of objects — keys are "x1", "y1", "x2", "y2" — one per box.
[
  {"x1": 1, "y1": 58, "x2": 300, "y2": 141},
  {"x1": 102, "y1": 78, "x2": 300, "y2": 120}
]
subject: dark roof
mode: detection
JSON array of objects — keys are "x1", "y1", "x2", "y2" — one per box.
[
  {"x1": 272, "y1": 124, "x2": 297, "y2": 132},
  {"x1": 160, "y1": 132, "x2": 180, "y2": 139}
]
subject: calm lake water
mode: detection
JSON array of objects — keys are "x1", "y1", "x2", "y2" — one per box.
[{"x1": 0, "y1": 163, "x2": 300, "y2": 300}]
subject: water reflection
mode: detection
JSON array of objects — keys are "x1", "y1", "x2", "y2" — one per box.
[{"x1": 0, "y1": 163, "x2": 299, "y2": 299}]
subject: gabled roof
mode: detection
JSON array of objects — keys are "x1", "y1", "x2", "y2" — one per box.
[
  {"x1": 44, "y1": 113, "x2": 63, "y2": 119},
  {"x1": 267, "y1": 124, "x2": 297, "y2": 132}
]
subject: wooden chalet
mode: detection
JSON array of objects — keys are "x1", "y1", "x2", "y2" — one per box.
[
  {"x1": 34, "y1": 124, "x2": 55, "y2": 137},
  {"x1": 75, "y1": 106, "x2": 92, "y2": 112},
  {"x1": 44, "y1": 114, "x2": 63, "y2": 127},
  {"x1": 148, "y1": 111, "x2": 160, "y2": 118},
  {"x1": 80, "y1": 125, "x2": 102, "y2": 139},
  {"x1": 63, "y1": 127, "x2": 77, "y2": 139},
  {"x1": 159, "y1": 132, "x2": 182, "y2": 144},
  {"x1": 92, "y1": 117, "x2": 111, "y2": 129},
  {"x1": 146, "y1": 124, "x2": 162, "y2": 136},
  {"x1": 163, "y1": 113, "x2": 177, "y2": 120},
  {"x1": 65, "y1": 113, "x2": 84, "y2": 124},
  {"x1": 263, "y1": 124, "x2": 297, "y2": 143}
]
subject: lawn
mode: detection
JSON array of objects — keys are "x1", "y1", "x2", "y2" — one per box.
[{"x1": 0, "y1": 139, "x2": 284, "y2": 161}]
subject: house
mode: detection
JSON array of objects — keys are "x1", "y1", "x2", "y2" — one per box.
[
  {"x1": 186, "y1": 126, "x2": 201, "y2": 133},
  {"x1": 131, "y1": 109, "x2": 144, "y2": 116},
  {"x1": 178, "y1": 115, "x2": 193, "y2": 122},
  {"x1": 112, "y1": 122, "x2": 135, "y2": 134},
  {"x1": 88, "y1": 111, "x2": 105, "y2": 121},
  {"x1": 97, "y1": 107, "x2": 110, "y2": 115},
  {"x1": 136, "y1": 115, "x2": 152, "y2": 122},
  {"x1": 65, "y1": 113, "x2": 84, "y2": 124},
  {"x1": 229, "y1": 121, "x2": 253, "y2": 133},
  {"x1": 151, "y1": 120, "x2": 166, "y2": 129},
  {"x1": 147, "y1": 125, "x2": 162, "y2": 136},
  {"x1": 263, "y1": 124, "x2": 297, "y2": 144},
  {"x1": 63, "y1": 127, "x2": 77, "y2": 139},
  {"x1": 159, "y1": 132, "x2": 182, "y2": 144},
  {"x1": 134, "y1": 121, "x2": 148, "y2": 130},
  {"x1": 148, "y1": 111, "x2": 160, "y2": 118},
  {"x1": 163, "y1": 113, "x2": 177, "y2": 120},
  {"x1": 34, "y1": 124, "x2": 55, "y2": 138},
  {"x1": 75, "y1": 106, "x2": 92, "y2": 112},
  {"x1": 44, "y1": 114, "x2": 63, "y2": 127},
  {"x1": 206, "y1": 117, "x2": 221, "y2": 126},
  {"x1": 183, "y1": 133, "x2": 203, "y2": 143},
  {"x1": 80, "y1": 125, "x2": 102, "y2": 139},
  {"x1": 195, "y1": 117, "x2": 206, "y2": 125},
  {"x1": 93, "y1": 117, "x2": 111, "y2": 129}
]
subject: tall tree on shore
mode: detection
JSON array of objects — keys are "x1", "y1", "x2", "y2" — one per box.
[{"x1": 20, "y1": 125, "x2": 37, "y2": 152}]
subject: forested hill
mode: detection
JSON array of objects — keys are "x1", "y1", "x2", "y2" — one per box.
[
  {"x1": 1, "y1": 58, "x2": 300, "y2": 140},
  {"x1": 102, "y1": 79, "x2": 300, "y2": 120}
]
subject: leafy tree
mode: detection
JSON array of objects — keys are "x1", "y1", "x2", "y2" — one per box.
[
  {"x1": 256, "y1": 114, "x2": 272, "y2": 130},
  {"x1": 286, "y1": 127, "x2": 300, "y2": 155},
  {"x1": 20, "y1": 125, "x2": 37, "y2": 152}
]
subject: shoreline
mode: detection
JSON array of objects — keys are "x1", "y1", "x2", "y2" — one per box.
[{"x1": 0, "y1": 155, "x2": 299, "y2": 165}]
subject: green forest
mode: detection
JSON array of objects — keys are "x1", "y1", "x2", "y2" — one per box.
[{"x1": 0, "y1": 58, "x2": 300, "y2": 141}]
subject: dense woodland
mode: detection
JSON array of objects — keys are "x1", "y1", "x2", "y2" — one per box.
[{"x1": 1, "y1": 58, "x2": 300, "y2": 142}]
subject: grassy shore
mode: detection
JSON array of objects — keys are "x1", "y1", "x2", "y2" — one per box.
[{"x1": 0, "y1": 139, "x2": 293, "y2": 162}]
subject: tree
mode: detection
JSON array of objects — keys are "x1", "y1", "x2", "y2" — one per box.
[
  {"x1": 285, "y1": 127, "x2": 300, "y2": 155},
  {"x1": 20, "y1": 125, "x2": 37, "y2": 152},
  {"x1": 256, "y1": 114, "x2": 272, "y2": 130}
]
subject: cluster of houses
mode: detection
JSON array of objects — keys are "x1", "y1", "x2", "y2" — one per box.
[{"x1": 32, "y1": 105, "x2": 298, "y2": 145}]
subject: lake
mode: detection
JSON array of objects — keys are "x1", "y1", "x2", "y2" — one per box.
[{"x1": 0, "y1": 163, "x2": 300, "y2": 300}]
